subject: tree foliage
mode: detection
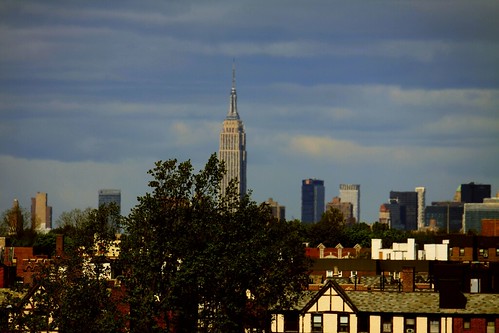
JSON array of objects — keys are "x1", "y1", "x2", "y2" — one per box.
[
  {"x1": 120, "y1": 154, "x2": 310, "y2": 332},
  {"x1": 3, "y1": 204, "x2": 125, "y2": 333}
]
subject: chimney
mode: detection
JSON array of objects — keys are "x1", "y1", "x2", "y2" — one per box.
[
  {"x1": 56, "y1": 234, "x2": 64, "y2": 257},
  {"x1": 400, "y1": 266, "x2": 415, "y2": 292},
  {"x1": 439, "y1": 279, "x2": 466, "y2": 309}
]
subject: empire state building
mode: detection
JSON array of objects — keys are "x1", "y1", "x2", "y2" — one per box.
[{"x1": 218, "y1": 64, "x2": 247, "y2": 199}]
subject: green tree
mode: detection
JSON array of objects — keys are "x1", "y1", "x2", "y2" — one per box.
[
  {"x1": 120, "y1": 154, "x2": 309, "y2": 332},
  {"x1": 6, "y1": 204, "x2": 125, "y2": 333},
  {"x1": 343, "y1": 222, "x2": 372, "y2": 248},
  {"x1": 307, "y1": 208, "x2": 345, "y2": 247}
]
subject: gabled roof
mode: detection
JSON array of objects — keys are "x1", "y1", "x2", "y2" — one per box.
[{"x1": 291, "y1": 279, "x2": 358, "y2": 314}]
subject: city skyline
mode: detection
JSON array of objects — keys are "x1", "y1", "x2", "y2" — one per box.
[{"x1": 1, "y1": 1, "x2": 498, "y2": 223}]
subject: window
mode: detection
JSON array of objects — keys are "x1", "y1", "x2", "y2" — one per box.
[
  {"x1": 405, "y1": 318, "x2": 416, "y2": 333},
  {"x1": 487, "y1": 320, "x2": 495, "y2": 333},
  {"x1": 459, "y1": 248, "x2": 465, "y2": 256},
  {"x1": 463, "y1": 319, "x2": 471, "y2": 329},
  {"x1": 429, "y1": 319, "x2": 440, "y2": 333},
  {"x1": 382, "y1": 316, "x2": 392, "y2": 333},
  {"x1": 479, "y1": 248, "x2": 489, "y2": 258},
  {"x1": 496, "y1": 248, "x2": 499, "y2": 256},
  {"x1": 326, "y1": 270, "x2": 333, "y2": 278},
  {"x1": 312, "y1": 314, "x2": 323, "y2": 333},
  {"x1": 284, "y1": 313, "x2": 299, "y2": 332},
  {"x1": 338, "y1": 314, "x2": 349, "y2": 332}
]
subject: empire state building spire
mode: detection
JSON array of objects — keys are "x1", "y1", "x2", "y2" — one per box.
[
  {"x1": 227, "y1": 61, "x2": 239, "y2": 120},
  {"x1": 219, "y1": 62, "x2": 247, "y2": 199}
]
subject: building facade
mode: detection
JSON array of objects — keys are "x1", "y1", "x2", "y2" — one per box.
[
  {"x1": 463, "y1": 197, "x2": 499, "y2": 234},
  {"x1": 339, "y1": 184, "x2": 360, "y2": 223},
  {"x1": 460, "y1": 182, "x2": 491, "y2": 203},
  {"x1": 30, "y1": 192, "x2": 52, "y2": 231},
  {"x1": 265, "y1": 198, "x2": 286, "y2": 221},
  {"x1": 389, "y1": 191, "x2": 418, "y2": 231},
  {"x1": 327, "y1": 197, "x2": 354, "y2": 224},
  {"x1": 425, "y1": 201, "x2": 464, "y2": 233},
  {"x1": 98, "y1": 189, "x2": 121, "y2": 214},
  {"x1": 301, "y1": 179, "x2": 325, "y2": 223},
  {"x1": 218, "y1": 64, "x2": 247, "y2": 200},
  {"x1": 415, "y1": 186, "x2": 426, "y2": 230}
]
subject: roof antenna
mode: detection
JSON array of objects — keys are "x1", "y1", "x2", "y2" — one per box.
[{"x1": 232, "y1": 58, "x2": 236, "y2": 90}]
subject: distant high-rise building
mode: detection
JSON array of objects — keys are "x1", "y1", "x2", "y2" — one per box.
[
  {"x1": 460, "y1": 182, "x2": 491, "y2": 203},
  {"x1": 301, "y1": 179, "x2": 325, "y2": 223},
  {"x1": 264, "y1": 198, "x2": 286, "y2": 221},
  {"x1": 378, "y1": 203, "x2": 391, "y2": 225},
  {"x1": 339, "y1": 184, "x2": 360, "y2": 223},
  {"x1": 425, "y1": 201, "x2": 464, "y2": 233},
  {"x1": 463, "y1": 197, "x2": 499, "y2": 234},
  {"x1": 31, "y1": 192, "x2": 52, "y2": 231},
  {"x1": 98, "y1": 189, "x2": 121, "y2": 214},
  {"x1": 218, "y1": 63, "x2": 247, "y2": 200},
  {"x1": 389, "y1": 191, "x2": 418, "y2": 231},
  {"x1": 326, "y1": 197, "x2": 354, "y2": 223},
  {"x1": 415, "y1": 187, "x2": 426, "y2": 230}
]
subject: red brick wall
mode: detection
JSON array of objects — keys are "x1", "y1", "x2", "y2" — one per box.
[{"x1": 453, "y1": 317, "x2": 489, "y2": 333}]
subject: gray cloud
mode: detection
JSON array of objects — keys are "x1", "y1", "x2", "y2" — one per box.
[{"x1": 1, "y1": 0, "x2": 498, "y2": 222}]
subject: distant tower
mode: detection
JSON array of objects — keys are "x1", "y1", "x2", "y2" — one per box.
[
  {"x1": 460, "y1": 182, "x2": 491, "y2": 203},
  {"x1": 415, "y1": 186, "x2": 426, "y2": 230},
  {"x1": 339, "y1": 184, "x2": 360, "y2": 223},
  {"x1": 301, "y1": 179, "x2": 325, "y2": 223},
  {"x1": 98, "y1": 189, "x2": 121, "y2": 214},
  {"x1": 264, "y1": 198, "x2": 286, "y2": 221},
  {"x1": 31, "y1": 192, "x2": 52, "y2": 232},
  {"x1": 218, "y1": 62, "x2": 247, "y2": 200},
  {"x1": 389, "y1": 190, "x2": 418, "y2": 231}
]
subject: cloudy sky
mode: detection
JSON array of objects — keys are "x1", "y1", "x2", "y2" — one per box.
[{"x1": 1, "y1": 0, "x2": 498, "y2": 225}]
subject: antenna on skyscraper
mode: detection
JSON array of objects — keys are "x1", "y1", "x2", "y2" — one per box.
[{"x1": 232, "y1": 58, "x2": 236, "y2": 90}]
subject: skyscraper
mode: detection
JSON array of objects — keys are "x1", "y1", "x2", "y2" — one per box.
[
  {"x1": 301, "y1": 179, "x2": 325, "y2": 223},
  {"x1": 415, "y1": 186, "x2": 426, "y2": 230},
  {"x1": 339, "y1": 184, "x2": 360, "y2": 223},
  {"x1": 264, "y1": 198, "x2": 286, "y2": 221},
  {"x1": 218, "y1": 63, "x2": 247, "y2": 200},
  {"x1": 389, "y1": 191, "x2": 418, "y2": 231},
  {"x1": 460, "y1": 182, "x2": 491, "y2": 203},
  {"x1": 98, "y1": 189, "x2": 121, "y2": 214},
  {"x1": 31, "y1": 192, "x2": 52, "y2": 231}
]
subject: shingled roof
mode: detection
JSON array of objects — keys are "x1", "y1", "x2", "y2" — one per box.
[{"x1": 345, "y1": 290, "x2": 499, "y2": 315}]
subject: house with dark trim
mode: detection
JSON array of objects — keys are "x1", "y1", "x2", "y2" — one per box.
[{"x1": 271, "y1": 279, "x2": 499, "y2": 333}]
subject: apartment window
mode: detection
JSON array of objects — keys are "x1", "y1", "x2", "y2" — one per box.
[
  {"x1": 487, "y1": 320, "x2": 496, "y2": 333},
  {"x1": 382, "y1": 316, "x2": 392, "y2": 333},
  {"x1": 405, "y1": 317, "x2": 416, "y2": 333},
  {"x1": 496, "y1": 248, "x2": 499, "y2": 256},
  {"x1": 459, "y1": 248, "x2": 465, "y2": 256},
  {"x1": 429, "y1": 319, "x2": 440, "y2": 333},
  {"x1": 479, "y1": 248, "x2": 489, "y2": 258},
  {"x1": 311, "y1": 314, "x2": 323, "y2": 333},
  {"x1": 326, "y1": 270, "x2": 333, "y2": 278},
  {"x1": 338, "y1": 314, "x2": 349, "y2": 332},
  {"x1": 463, "y1": 319, "x2": 471, "y2": 329}
]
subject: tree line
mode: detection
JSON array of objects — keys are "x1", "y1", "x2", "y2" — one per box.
[{"x1": 0, "y1": 154, "x2": 310, "y2": 333}]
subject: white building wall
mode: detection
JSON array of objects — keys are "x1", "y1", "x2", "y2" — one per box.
[
  {"x1": 370, "y1": 316, "x2": 381, "y2": 333},
  {"x1": 417, "y1": 317, "x2": 427, "y2": 333},
  {"x1": 393, "y1": 316, "x2": 404, "y2": 333},
  {"x1": 371, "y1": 239, "x2": 382, "y2": 259}
]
